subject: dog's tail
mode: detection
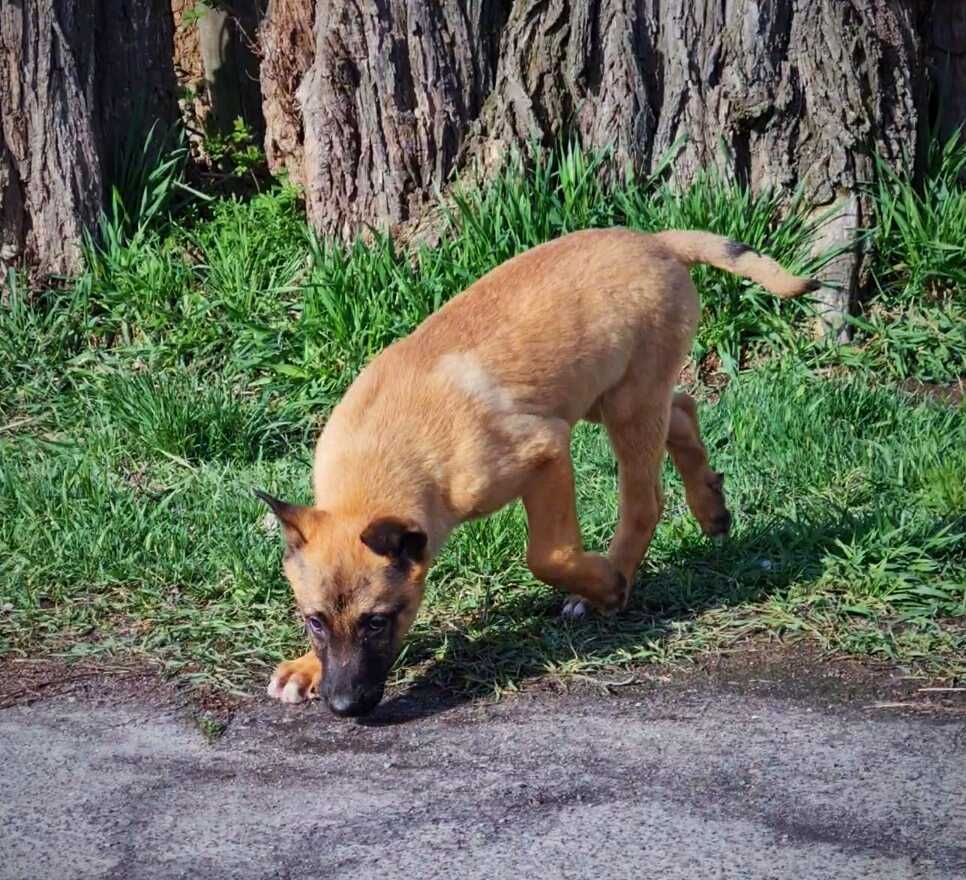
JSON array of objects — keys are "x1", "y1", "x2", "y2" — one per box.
[{"x1": 653, "y1": 230, "x2": 820, "y2": 299}]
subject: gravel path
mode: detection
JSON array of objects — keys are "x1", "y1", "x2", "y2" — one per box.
[{"x1": 2, "y1": 665, "x2": 963, "y2": 879}]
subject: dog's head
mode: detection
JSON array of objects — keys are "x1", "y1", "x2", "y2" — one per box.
[{"x1": 256, "y1": 491, "x2": 428, "y2": 718}]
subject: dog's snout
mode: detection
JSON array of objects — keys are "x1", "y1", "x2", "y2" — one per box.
[
  {"x1": 325, "y1": 686, "x2": 384, "y2": 718},
  {"x1": 713, "y1": 510, "x2": 731, "y2": 533},
  {"x1": 326, "y1": 692, "x2": 361, "y2": 717}
]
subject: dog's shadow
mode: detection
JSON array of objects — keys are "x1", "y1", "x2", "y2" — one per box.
[{"x1": 358, "y1": 510, "x2": 919, "y2": 727}]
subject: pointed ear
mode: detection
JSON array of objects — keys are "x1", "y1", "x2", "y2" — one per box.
[
  {"x1": 360, "y1": 517, "x2": 427, "y2": 566},
  {"x1": 254, "y1": 490, "x2": 322, "y2": 552}
]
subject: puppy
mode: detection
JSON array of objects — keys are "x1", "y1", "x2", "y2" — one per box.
[{"x1": 257, "y1": 228, "x2": 817, "y2": 716}]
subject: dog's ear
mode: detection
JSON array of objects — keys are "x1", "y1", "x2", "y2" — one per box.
[
  {"x1": 360, "y1": 517, "x2": 427, "y2": 565},
  {"x1": 255, "y1": 490, "x2": 323, "y2": 552}
]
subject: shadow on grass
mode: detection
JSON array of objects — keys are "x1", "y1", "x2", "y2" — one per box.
[{"x1": 360, "y1": 510, "x2": 895, "y2": 727}]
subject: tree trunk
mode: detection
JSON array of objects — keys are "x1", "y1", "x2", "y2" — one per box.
[
  {"x1": 0, "y1": 0, "x2": 177, "y2": 279},
  {"x1": 282, "y1": 0, "x2": 934, "y2": 329},
  {"x1": 296, "y1": 1, "x2": 507, "y2": 238},
  {"x1": 929, "y1": 0, "x2": 966, "y2": 143},
  {"x1": 1, "y1": 136, "x2": 27, "y2": 292},
  {"x1": 196, "y1": 1, "x2": 265, "y2": 140},
  {"x1": 0, "y1": 1, "x2": 102, "y2": 278},
  {"x1": 259, "y1": 0, "x2": 316, "y2": 185}
]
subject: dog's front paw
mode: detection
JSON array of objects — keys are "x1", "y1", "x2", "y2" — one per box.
[
  {"x1": 561, "y1": 595, "x2": 590, "y2": 620},
  {"x1": 561, "y1": 572, "x2": 630, "y2": 619},
  {"x1": 267, "y1": 651, "x2": 322, "y2": 704}
]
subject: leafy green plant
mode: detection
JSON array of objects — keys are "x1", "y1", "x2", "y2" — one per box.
[
  {"x1": 871, "y1": 130, "x2": 966, "y2": 301},
  {"x1": 202, "y1": 117, "x2": 267, "y2": 178},
  {"x1": 845, "y1": 129, "x2": 966, "y2": 383},
  {"x1": 106, "y1": 119, "x2": 194, "y2": 240}
]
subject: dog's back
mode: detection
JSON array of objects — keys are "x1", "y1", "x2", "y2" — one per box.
[
  {"x1": 403, "y1": 229, "x2": 700, "y2": 418},
  {"x1": 313, "y1": 228, "x2": 813, "y2": 518}
]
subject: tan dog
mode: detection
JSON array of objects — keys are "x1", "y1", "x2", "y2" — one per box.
[{"x1": 257, "y1": 228, "x2": 817, "y2": 716}]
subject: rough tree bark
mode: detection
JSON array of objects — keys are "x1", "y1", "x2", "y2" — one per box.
[
  {"x1": 930, "y1": 0, "x2": 966, "y2": 143},
  {"x1": 280, "y1": 1, "x2": 934, "y2": 234},
  {"x1": 295, "y1": 1, "x2": 508, "y2": 238},
  {"x1": 0, "y1": 0, "x2": 178, "y2": 279},
  {"x1": 0, "y1": 138, "x2": 22, "y2": 280},
  {"x1": 196, "y1": 1, "x2": 265, "y2": 139},
  {"x1": 258, "y1": 0, "x2": 316, "y2": 184},
  {"x1": 262, "y1": 0, "x2": 946, "y2": 333}
]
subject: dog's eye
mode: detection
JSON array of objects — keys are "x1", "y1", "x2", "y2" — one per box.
[
  {"x1": 365, "y1": 614, "x2": 389, "y2": 634},
  {"x1": 306, "y1": 615, "x2": 325, "y2": 635}
]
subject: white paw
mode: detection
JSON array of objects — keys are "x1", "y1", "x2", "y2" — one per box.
[
  {"x1": 266, "y1": 676, "x2": 285, "y2": 700},
  {"x1": 561, "y1": 596, "x2": 590, "y2": 620},
  {"x1": 266, "y1": 671, "x2": 316, "y2": 704},
  {"x1": 283, "y1": 678, "x2": 310, "y2": 704}
]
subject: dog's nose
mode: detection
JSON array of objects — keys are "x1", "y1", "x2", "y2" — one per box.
[
  {"x1": 326, "y1": 691, "x2": 380, "y2": 718},
  {"x1": 326, "y1": 693, "x2": 359, "y2": 717},
  {"x1": 709, "y1": 510, "x2": 732, "y2": 536}
]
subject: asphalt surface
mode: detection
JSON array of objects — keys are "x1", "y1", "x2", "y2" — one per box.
[{"x1": 1, "y1": 670, "x2": 964, "y2": 880}]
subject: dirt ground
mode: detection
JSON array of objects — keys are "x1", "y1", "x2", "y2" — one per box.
[{"x1": 1, "y1": 648, "x2": 964, "y2": 880}]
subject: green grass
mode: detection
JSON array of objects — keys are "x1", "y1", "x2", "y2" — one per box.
[
  {"x1": 815, "y1": 131, "x2": 966, "y2": 383},
  {"x1": 1, "y1": 367, "x2": 962, "y2": 693},
  {"x1": 0, "y1": 137, "x2": 964, "y2": 695}
]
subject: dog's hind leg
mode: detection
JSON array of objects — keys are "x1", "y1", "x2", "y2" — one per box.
[
  {"x1": 267, "y1": 649, "x2": 323, "y2": 704},
  {"x1": 522, "y1": 428, "x2": 630, "y2": 615},
  {"x1": 667, "y1": 392, "x2": 731, "y2": 539}
]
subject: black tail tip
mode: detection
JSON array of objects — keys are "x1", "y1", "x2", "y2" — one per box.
[
  {"x1": 724, "y1": 239, "x2": 758, "y2": 259},
  {"x1": 803, "y1": 279, "x2": 822, "y2": 292}
]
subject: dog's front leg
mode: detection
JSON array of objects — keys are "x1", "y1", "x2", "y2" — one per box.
[
  {"x1": 267, "y1": 649, "x2": 323, "y2": 704},
  {"x1": 522, "y1": 445, "x2": 630, "y2": 615}
]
